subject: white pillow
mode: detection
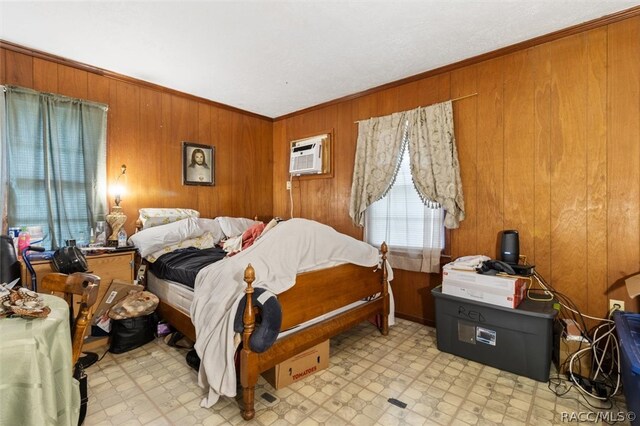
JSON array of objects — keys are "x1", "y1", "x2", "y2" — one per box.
[
  {"x1": 129, "y1": 217, "x2": 204, "y2": 258},
  {"x1": 138, "y1": 208, "x2": 200, "y2": 229},
  {"x1": 145, "y1": 231, "x2": 216, "y2": 263},
  {"x1": 216, "y1": 217, "x2": 260, "y2": 238},
  {"x1": 198, "y1": 218, "x2": 225, "y2": 244}
]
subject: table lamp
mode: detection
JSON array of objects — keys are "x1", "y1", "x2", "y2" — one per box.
[{"x1": 106, "y1": 165, "x2": 127, "y2": 246}]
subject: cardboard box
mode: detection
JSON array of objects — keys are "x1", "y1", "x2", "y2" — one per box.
[
  {"x1": 443, "y1": 264, "x2": 526, "y2": 293},
  {"x1": 442, "y1": 278, "x2": 526, "y2": 308},
  {"x1": 262, "y1": 340, "x2": 329, "y2": 389},
  {"x1": 557, "y1": 337, "x2": 592, "y2": 375},
  {"x1": 92, "y1": 279, "x2": 143, "y2": 326},
  {"x1": 553, "y1": 319, "x2": 592, "y2": 375}
]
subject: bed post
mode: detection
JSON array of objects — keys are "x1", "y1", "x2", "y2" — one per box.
[
  {"x1": 381, "y1": 242, "x2": 389, "y2": 336},
  {"x1": 240, "y1": 264, "x2": 257, "y2": 420}
]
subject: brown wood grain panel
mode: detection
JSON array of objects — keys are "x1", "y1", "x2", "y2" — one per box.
[
  {"x1": 585, "y1": 28, "x2": 609, "y2": 318},
  {"x1": 475, "y1": 58, "x2": 504, "y2": 257},
  {"x1": 0, "y1": 48, "x2": 6, "y2": 83},
  {"x1": 608, "y1": 17, "x2": 640, "y2": 312},
  {"x1": 217, "y1": 108, "x2": 235, "y2": 217},
  {"x1": 197, "y1": 102, "x2": 214, "y2": 217},
  {"x1": 170, "y1": 95, "x2": 199, "y2": 212},
  {"x1": 139, "y1": 87, "x2": 164, "y2": 209},
  {"x1": 450, "y1": 66, "x2": 478, "y2": 258},
  {"x1": 392, "y1": 268, "x2": 437, "y2": 326},
  {"x1": 335, "y1": 101, "x2": 356, "y2": 237},
  {"x1": 549, "y1": 34, "x2": 589, "y2": 310},
  {"x1": 87, "y1": 73, "x2": 110, "y2": 104},
  {"x1": 111, "y1": 81, "x2": 140, "y2": 235},
  {"x1": 532, "y1": 43, "x2": 552, "y2": 280},
  {"x1": 272, "y1": 119, "x2": 288, "y2": 219},
  {"x1": 503, "y1": 50, "x2": 535, "y2": 261},
  {"x1": 5, "y1": 50, "x2": 33, "y2": 86},
  {"x1": 396, "y1": 81, "x2": 420, "y2": 112},
  {"x1": 33, "y1": 58, "x2": 58, "y2": 93},
  {"x1": 57, "y1": 64, "x2": 87, "y2": 99},
  {"x1": 416, "y1": 74, "x2": 451, "y2": 109},
  {"x1": 208, "y1": 105, "x2": 222, "y2": 217}
]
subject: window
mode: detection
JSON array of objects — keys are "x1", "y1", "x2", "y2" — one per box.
[
  {"x1": 365, "y1": 145, "x2": 444, "y2": 272},
  {"x1": 1, "y1": 86, "x2": 107, "y2": 249}
]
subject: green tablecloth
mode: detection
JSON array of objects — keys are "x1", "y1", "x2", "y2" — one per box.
[{"x1": 0, "y1": 293, "x2": 80, "y2": 426}]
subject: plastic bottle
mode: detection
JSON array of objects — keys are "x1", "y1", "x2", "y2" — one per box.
[
  {"x1": 117, "y1": 228, "x2": 127, "y2": 248},
  {"x1": 17, "y1": 228, "x2": 31, "y2": 256}
]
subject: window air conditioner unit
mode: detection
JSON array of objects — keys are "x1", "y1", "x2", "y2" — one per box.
[{"x1": 289, "y1": 137, "x2": 323, "y2": 175}]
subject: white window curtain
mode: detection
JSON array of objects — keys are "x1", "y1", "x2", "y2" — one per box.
[{"x1": 349, "y1": 100, "x2": 464, "y2": 273}]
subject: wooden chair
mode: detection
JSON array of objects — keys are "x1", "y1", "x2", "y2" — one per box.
[{"x1": 40, "y1": 272, "x2": 100, "y2": 365}]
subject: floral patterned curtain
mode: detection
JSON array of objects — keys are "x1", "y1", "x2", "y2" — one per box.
[
  {"x1": 348, "y1": 110, "x2": 408, "y2": 226},
  {"x1": 349, "y1": 100, "x2": 465, "y2": 229},
  {"x1": 407, "y1": 101, "x2": 465, "y2": 228}
]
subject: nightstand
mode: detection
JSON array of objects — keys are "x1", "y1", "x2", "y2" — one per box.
[{"x1": 21, "y1": 250, "x2": 136, "y2": 349}]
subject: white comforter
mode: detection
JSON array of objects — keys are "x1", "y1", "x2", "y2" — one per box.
[{"x1": 190, "y1": 218, "x2": 389, "y2": 407}]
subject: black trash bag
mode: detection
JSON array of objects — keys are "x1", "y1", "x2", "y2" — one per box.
[{"x1": 109, "y1": 313, "x2": 157, "y2": 354}]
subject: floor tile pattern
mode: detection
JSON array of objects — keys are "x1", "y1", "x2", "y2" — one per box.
[{"x1": 84, "y1": 319, "x2": 630, "y2": 425}]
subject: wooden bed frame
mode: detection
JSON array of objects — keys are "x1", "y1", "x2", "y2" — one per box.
[{"x1": 152, "y1": 244, "x2": 389, "y2": 420}]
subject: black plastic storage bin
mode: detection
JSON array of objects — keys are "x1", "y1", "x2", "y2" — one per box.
[
  {"x1": 614, "y1": 312, "x2": 640, "y2": 426},
  {"x1": 432, "y1": 287, "x2": 558, "y2": 382}
]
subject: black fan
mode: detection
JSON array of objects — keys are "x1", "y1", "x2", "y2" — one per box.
[{"x1": 52, "y1": 246, "x2": 88, "y2": 275}]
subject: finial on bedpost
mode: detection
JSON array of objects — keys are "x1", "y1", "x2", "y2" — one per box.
[{"x1": 242, "y1": 264, "x2": 256, "y2": 349}]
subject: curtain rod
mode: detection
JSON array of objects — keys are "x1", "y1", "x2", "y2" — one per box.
[{"x1": 354, "y1": 93, "x2": 478, "y2": 123}]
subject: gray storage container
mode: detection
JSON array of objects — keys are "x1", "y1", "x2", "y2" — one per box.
[{"x1": 432, "y1": 286, "x2": 558, "y2": 382}]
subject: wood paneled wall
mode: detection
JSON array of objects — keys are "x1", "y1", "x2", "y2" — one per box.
[
  {"x1": 1, "y1": 46, "x2": 273, "y2": 236},
  {"x1": 274, "y1": 16, "x2": 640, "y2": 323}
]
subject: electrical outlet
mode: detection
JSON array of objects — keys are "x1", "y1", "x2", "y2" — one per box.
[
  {"x1": 286, "y1": 181, "x2": 291, "y2": 190},
  {"x1": 609, "y1": 299, "x2": 625, "y2": 312}
]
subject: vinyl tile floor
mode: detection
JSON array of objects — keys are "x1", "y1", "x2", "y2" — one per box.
[{"x1": 84, "y1": 319, "x2": 630, "y2": 426}]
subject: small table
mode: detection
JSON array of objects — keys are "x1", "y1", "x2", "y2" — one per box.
[{"x1": 0, "y1": 293, "x2": 80, "y2": 425}]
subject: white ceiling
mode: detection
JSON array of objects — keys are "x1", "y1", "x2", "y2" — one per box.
[{"x1": 1, "y1": 1, "x2": 638, "y2": 118}]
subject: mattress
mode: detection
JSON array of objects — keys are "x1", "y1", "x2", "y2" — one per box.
[
  {"x1": 147, "y1": 271, "x2": 193, "y2": 316},
  {"x1": 146, "y1": 270, "x2": 375, "y2": 338}
]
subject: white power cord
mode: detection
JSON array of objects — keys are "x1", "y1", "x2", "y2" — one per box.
[
  {"x1": 289, "y1": 173, "x2": 294, "y2": 219},
  {"x1": 532, "y1": 269, "x2": 621, "y2": 400},
  {"x1": 568, "y1": 320, "x2": 620, "y2": 400}
]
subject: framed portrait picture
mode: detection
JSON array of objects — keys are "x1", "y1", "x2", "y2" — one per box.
[{"x1": 182, "y1": 142, "x2": 215, "y2": 186}]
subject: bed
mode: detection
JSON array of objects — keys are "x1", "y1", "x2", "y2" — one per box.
[{"x1": 132, "y1": 211, "x2": 391, "y2": 420}]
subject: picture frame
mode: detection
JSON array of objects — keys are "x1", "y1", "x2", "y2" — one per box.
[{"x1": 182, "y1": 142, "x2": 215, "y2": 186}]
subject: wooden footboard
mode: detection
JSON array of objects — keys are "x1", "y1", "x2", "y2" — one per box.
[
  {"x1": 155, "y1": 243, "x2": 389, "y2": 420},
  {"x1": 239, "y1": 243, "x2": 388, "y2": 420}
]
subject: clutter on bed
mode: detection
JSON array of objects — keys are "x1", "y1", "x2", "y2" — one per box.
[{"x1": 149, "y1": 247, "x2": 227, "y2": 287}]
